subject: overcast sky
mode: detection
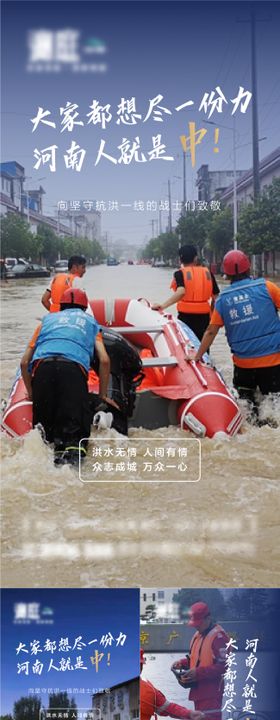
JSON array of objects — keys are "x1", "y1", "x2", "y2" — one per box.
[{"x1": 2, "y1": 1, "x2": 280, "y2": 244}]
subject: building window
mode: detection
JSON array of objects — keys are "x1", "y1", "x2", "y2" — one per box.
[
  {"x1": 157, "y1": 591, "x2": 165, "y2": 599},
  {"x1": 114, "y1": 714, "x2": 121, "y2": 720},
  {"x1": 130, "y1": 710, "x2": 139, "y2": 719},
  {"x1": 1, "y1": 177, "x2": 11, "y2": 194}
]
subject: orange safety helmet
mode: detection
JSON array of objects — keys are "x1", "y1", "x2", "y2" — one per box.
[
  {"x1": 60, "y1": 288, "x2": 88, "y2": 309},
  {"x1": 222, "y1": 250, "x2": 250, "y2": 276}
]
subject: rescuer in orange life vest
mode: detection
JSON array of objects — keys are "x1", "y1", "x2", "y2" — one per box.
[
  {"x1": 41, "y1": 255, "x2": 87, "y2": 312},
  {"x1": 152, "y1": 245, "x2": 220, "y2": 341},
  {"x1": 171, "y1": 603, "x2": 229, "y2": 720},
  {"x1": 140, "y1": 649, "x2": 205, "y2": 720}
]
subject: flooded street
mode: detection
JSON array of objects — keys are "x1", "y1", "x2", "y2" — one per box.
[{"x1": 1, "y1": 265, "x2": 280, "y2": 588}]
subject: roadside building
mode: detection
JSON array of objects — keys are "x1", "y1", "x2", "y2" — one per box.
[
  {"x1": 92, "y1": 678, "x2": 139, "y2": 720},
  {"x1": 196, "y1": 148, "x2": 280, "y2": 275},
  {"x1": 141, "y1": 589, "x2": 180, "y2": 623},
  {"x1": 57, "y1": 200, "x2": 101, "y2": 241},
  {"x1": 0, "y1": 161, "x2": 72, "y2": 237},
  {"x1": 218, "y1": 147, "x2": 280, "y2": 275},
  {"x1": 218, "y1": 146, "x2": 280, "y2": 211},
  {"x1": 196, "y1": 165, "x2": 246, "y2": 202}
]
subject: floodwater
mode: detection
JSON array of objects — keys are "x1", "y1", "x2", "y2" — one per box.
[{"x1": 1, "y1": 265, "x2": 280, "y2": 587}]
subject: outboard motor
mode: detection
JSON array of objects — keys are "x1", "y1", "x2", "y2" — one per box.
[{"x1": 90, "y1": 329, "x2": 143, "y2": 434}]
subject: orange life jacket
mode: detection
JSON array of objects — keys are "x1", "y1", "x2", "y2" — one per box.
[
  {"x1": 171, "y1": 266, "x2": 213, "y2": 314},
  {"x1": 137, "y1": 349, "x2": 164, "y2": 390},
  {"x1": 50, "y1": 273, "x2": 76, "y2": 312},
  {"x1": 140, "y1": 679, "x2": 156, "y2": 720},
  {"x1": 190, "y1": 624, "x2": 226, "y2": 668}
]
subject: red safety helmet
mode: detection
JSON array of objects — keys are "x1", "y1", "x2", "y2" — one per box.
[
  {"x1": 140, "y1": 648, "x2": 146, "y2": 665},
  {"x1": 222, "y1": 250, "x2": 250, "y2": 276},
  {"x1": 60, "y1": 288, "x2": 88, "y2": 309},
  {"x1": 187, "y1": 602, "x2": 210, "y2": 627}
]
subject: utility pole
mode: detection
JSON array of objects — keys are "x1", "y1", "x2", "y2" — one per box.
[
  {"x1": 251, "y1": 4, "x2": 260, "y2": 199},
  {"x1": 237, "y1": 5, "x2": 270, "y2": 199},
  {"x1": 183, "y1": 150, "x2": 187, "y2": 215},
  {"x1": 232, "y1": 116, "x2": 238, "y2": 248},
  {"x1": 206, "y1": 120, "x2": 238, "y2": 246},
  {"x1": 150, "y1": 219, "x2": 156, "y2": 238},
  {"x1": 26, "y1": 187, "x2": 30, "y2": 224},
  {"x1": 104, "y1": 231, "x2": 108, "y2": 255},
  {"x1": 168, "y1": 179, "x2": 172, "y2": 232},
  {"x1": 158, "y1": 206, "x2": 163, "y2": 234}
]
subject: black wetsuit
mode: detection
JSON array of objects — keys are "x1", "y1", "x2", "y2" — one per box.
[{"x1": 32, "y1": 358, "x2": 91, "y2": 460}]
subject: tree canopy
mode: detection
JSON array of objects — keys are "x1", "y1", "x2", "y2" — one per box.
[
  {"x1": 13, "y1": 696, "x2": 41, "y2": 720},
  {"x1": 0, "y1": 214, "x2": 105, "y2": 265},
  {"x1": 48, "y1": 692, "x2": 77, "y2": 709},
  {"x1": 173, "y1": 589, "x2": 227, "y2": 621},
  {"x1": 1, "y1": 215, "x2": 36, "y2": 260},
  {"x1": 141, "y1": 178, "x2": 280, "y2": 266},
  {"x1": 236, "y1": 178, "x2": 280, "y2": 255}
]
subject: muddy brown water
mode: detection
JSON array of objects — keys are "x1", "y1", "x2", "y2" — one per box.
[{"x1": 1, "y1": 265, "x2": 279, "y2": 587}]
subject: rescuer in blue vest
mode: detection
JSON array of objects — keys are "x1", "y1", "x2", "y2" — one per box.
[
  {"x1": 194, "y1": 250, "x2": 280, "y2": 421},
  {"x1": 20, "y1": 288, "x2": 116, "y2": 465}
]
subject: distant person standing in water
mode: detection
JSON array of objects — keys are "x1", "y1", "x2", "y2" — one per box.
[{"x1": 152, "y1": 245, "x2": 219, "y2": 340}]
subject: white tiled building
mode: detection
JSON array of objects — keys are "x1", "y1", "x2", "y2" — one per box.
[{"x1": 92, "y1": 678, "x2": 139, "y2": 720}]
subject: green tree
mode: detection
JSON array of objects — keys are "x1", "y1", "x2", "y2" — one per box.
[
  {"x1": 49, "y1": 692, "x2": 77, "y2": 717},
  {"x1": 173, "y1": 589, "x2": 228, "y2": 621},
  {"x1": 13, "y1": 696, "x2": 41, "y2": 720},
  {"x1": 227, "y1": 589, "x2": 274, "y2": 620},
  {"x1": 36, "y1": 223, "x2": 60, "y2": 265},
  {"x1": 176, "y1": 210, "x2": 212, "y2": 254},
  {"x1": 141, "y1": 236, "x2": 163, "y2": 261},
  {"x1": 0, "y1": 714, "x2": 13, "y2": 720},
  {"x1": 141, "y1": 232, "x2": 178, "y2": 262},
  {"x1": 89, "y1": 238, "x2": 106, "y2": 263},
  {"x1": 236, "y1": 178, "x2": 280, "y2": 261},
  {"x1": 207, "y1": 207, "x2": 234, "y2": 261},
  {"x1": 0, "y1": 214, "x2": 35, "y2": 259},
  {"x1": 59, "y1": 236, "x2": 105, "y2": 264}
]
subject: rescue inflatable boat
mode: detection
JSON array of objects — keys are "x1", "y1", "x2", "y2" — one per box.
[{"x1": 1, "y1": 298, "x2": 243, "y2": 440}]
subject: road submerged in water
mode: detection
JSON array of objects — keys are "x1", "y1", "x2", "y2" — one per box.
[{"x1": 1, "y1": 265, "x2": 279, "y2": 587}]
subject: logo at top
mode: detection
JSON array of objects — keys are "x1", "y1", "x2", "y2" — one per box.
[
  {"x1": 83, "y1": 37, "x2": 107, "y2": 55},
  {"x1": 27, "y1": 29, "x2": 108, "y2": 74},
  {"x1": 13, "y1": 602, "x2": 54, "y2": 625}
]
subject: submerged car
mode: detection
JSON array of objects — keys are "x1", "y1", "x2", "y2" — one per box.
[
  {"x1": 54, "y1": 259, "x2": 68, "y2": 273},
  {"x1": 4, "y1": 257, "x2": 29, "y2": 270},
  {"x1": 6, "y1": 263, "x2": 50, "y2": 278}
]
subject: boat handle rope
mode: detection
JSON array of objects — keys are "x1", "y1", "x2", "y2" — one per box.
[
  {"x1": 137, "y1": 297, "x2": 151, "y2": 307},
  {"x1": 167, "y1": 318, "x2": 208, "y2": 388}
]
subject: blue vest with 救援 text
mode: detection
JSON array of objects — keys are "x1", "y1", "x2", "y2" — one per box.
[
  {"x1": 32, "y1": 309, "x2": 100, "y2": 371},
  {"x1": 215, "y1": 278, "x2": 280, "y2": 358}
]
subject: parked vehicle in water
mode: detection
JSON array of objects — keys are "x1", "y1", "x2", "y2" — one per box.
[
  {"x1": 6, "y1": 263, "x2": 50, "y2": 279},
  {"x1": 152, "y1": 259, "x2": 169, "y2": 268},
  {"x1": 54, "y1": 259, "x2": 68, "y2": 273},
  {"x1": 107, "y1": 257, "x2": 119, "y2": 266},
  {"x1": 4, "y1": 257, "x2": 29, "y2": 270}
]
